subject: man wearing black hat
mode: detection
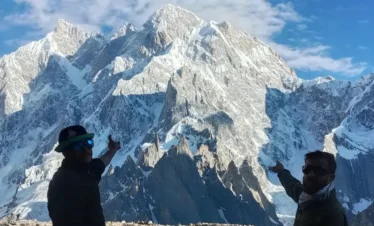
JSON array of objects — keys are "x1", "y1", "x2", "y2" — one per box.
[{"x1": 47, "y1": 125, "x2": 121, "y2": 226}]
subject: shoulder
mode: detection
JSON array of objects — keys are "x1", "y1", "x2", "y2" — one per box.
[
  {"x1": 90, "y1": 158, "x2": 106, "y2": 182},
  {"x1": 91, "y1": 158, "x2": 105, "y2": 174},
  {"x1": 91, "y1": 158, "x2": 105, "y2": 169},
  {"x1": 52, "y1": 166, "x2": 80, "y2": 180},
  {"x1": 50, "y1": 168, "x2": 67, "y2": 184},
  {"x1": 49, "y1": 168, "x2": 78, "y2": 189}
]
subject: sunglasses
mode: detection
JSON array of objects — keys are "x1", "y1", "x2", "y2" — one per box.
[
  {"x1": 302, "y1": 165, "x2": 330, "y2": 177},
  {"x1": 71, "y1": 139, "x2": 94, "y2": 151}
]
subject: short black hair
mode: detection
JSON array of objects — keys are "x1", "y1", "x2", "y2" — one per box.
[{"x1": 305, "y1": 150, "x2": 337, "y2": 174}]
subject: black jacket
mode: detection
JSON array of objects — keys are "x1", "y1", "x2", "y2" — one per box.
[
  {"x1": 278, "y1": 170, "x2": 348, "y2": 226},
  {"x1": 48, "y1": 158, "x2": 106, "y2": 226}
]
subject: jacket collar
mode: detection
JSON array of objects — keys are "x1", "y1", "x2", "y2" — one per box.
[
  {"x1": 299, "y1": 189, "x2": 338, "y2": 210},
  {"x1": 61, "y1": 158, "x2": 90, "y2": 172},
  {"x1": 299, "y1": 183, "x2": 335, "y2": 205}
]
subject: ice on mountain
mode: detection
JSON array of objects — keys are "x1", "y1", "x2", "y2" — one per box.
[
  {"x1": 110, "y1": 23, "x2": 137, "y2": 40},
  {"x1": 56, "y1": 55, "x2": 88, "y2": 89},
  {"x1": 299, "y1": 76, "x2": 335, "y2": 88},
  {"x1": 111, "y1": 57, "x2": 135, "y2": 75},
  {"x1": 353, "y1": 199, "x2": 373, "y2": 214}
]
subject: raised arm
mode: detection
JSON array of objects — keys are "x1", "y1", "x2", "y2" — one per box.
[
  {"x1": 269, "y1": 161, "x2": 303, "y2": 203},
  {"x1": 99, "y1": 135, "x2": 121, "y2": 167},
  {"x1": 277, "y1": 170, "x2": 303, "y2": 203}
]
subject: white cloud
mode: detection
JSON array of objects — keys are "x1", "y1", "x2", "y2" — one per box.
[
  {"x1": 358, "y1": 46, "x2": 368, "y2": 50},
  {"x1": 2, "y1": 0, "x2": 367, "y2": 77},
  {"x1": 271, "y1": 43, "x2": 366, "y2": 76},
  {"x1": 358, "y1": 20, "x2": 369, "y2": 24},
  {"x1": 309, "y1": 15, "x2": 318, "y2": 21},
  {"x1": 4, "y1": 0, "x2": 303, "y2": 42},
  {"x1": 297, "y1": 24, "x2": 308, "y2": 31}
]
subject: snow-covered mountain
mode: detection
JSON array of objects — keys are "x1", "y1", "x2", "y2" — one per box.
[{"x1": 0, "y1": 4, "x2": 373, "y2": 226}]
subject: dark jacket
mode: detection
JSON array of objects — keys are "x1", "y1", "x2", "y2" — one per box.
[
  {"x1": 278, "y1": 170, "x2": 348, "y2": 226},
  {"x1": 48, "y1": 158, "x2": 106, "y2": 226}
]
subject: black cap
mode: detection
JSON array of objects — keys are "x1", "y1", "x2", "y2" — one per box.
[{"x1": 55, "y1": 125, "x2": 94, "y2": 152}]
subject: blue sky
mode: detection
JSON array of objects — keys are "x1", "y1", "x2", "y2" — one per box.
[
  {"x1": 0, "y1": 0, "x2": 372, "y2": 80},
  {"x1": 273, "y1": 0, "x2": 373, "y2": 80}
]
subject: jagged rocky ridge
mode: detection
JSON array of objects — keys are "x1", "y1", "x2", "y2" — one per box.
[
  {"x1": 0, "y1": 4, "x2": 373, "y2": 226},
  {"x1": 100, "y1": 137, "x2": 280, "y2": 225}
]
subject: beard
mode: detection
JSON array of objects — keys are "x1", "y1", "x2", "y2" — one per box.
[{"x1": 303, "y1": 177, "x2": 328, "y2": 195}]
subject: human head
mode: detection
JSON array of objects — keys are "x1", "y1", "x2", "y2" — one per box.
[
  {"x1": 55, "y1": 125, "x2": 95, "y2": 163},
  {"x1": 302, "y1": 150, "x2": 336, "y2": 195}
]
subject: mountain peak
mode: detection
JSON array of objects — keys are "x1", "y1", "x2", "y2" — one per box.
[
  {"x1": 168, "y1": 136, "x2": 194, "y2": 158},
  {"x1": 110, "y1": 22, "x2": 136, "y2": 40},
  {"x1": 145, "y1": 4, "x2": 200, "y2": 30},
  {"x1": 140, "y1": 4, "x2": 202, "y2": 49},
  {"x1": 55, "y1": 19, "x2": 85, "y2": 35},
  {"x1": 155, "y1": 4, "x2": 196, "y2": 18},
  {"x1": 52, "y1": 19, "x2": 90, "y2": 56},
  {"x1": 325, "y1": 75, "x2": 335, "y2": 81},
  {"x1": 56, "y1": 19, "x2": 72, "y2": 27}
]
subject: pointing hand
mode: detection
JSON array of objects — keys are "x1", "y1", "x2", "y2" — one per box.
[
  {"x1": 269, "y1": 161, "x2": 285, "y2": 173},
  {"x1": 108, "y1": 135, "x2": 121, "y2": 151}
]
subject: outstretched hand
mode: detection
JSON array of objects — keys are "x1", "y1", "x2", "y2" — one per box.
[
  {"x1": 108, "y1": 135, "x2": 121, "y2": 151},
  {"x1": 101, "y1": 135, "x2": 121, "y2": 167},
  {"x1": 269, "y1": 161, "x2": 285, "y2": 174}
]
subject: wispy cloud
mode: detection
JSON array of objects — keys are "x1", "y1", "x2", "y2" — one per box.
[
  {"x1": 358, "y1": 46, "x2": 368, "y2": 50},
  {"x1": 335, "y1": 6, "x2": 366, "y2": 12},
  {"x1": 313, "y1": 35, "x2": 323, "y2": 41},
  {"x1": 309, "y1": 15, "x2": 318, "y2": 21},
  {"x1": 358, "y1": 20, "x2": 369, "y2": 24},
  {"x1": 2, "y1": 0, "x2": 367, "y2": 77},
  {"x1": 3, "y1": 0, "x2": 304, "y2": 42},
  {"x1": 0, "y1": 22, "x2": 9, "y2": 31},
  {"x1": 297, "y1": 24, "x2": 308, "y2": 31},
  {"x1": 271, "y1": 43, "x2": 367, "y2": 76}
]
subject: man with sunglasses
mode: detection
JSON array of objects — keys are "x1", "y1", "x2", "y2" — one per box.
[
  {"x1": 269, "y1": 150, "x2": 347, "y2": 226},
  {"x1": 47, "y1": 125, "x2": 121, "y2": 226}
]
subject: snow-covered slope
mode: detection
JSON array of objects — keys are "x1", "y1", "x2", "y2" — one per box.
[{"x1": 0, "y1": 4, "x2": 373, "y2": 225}]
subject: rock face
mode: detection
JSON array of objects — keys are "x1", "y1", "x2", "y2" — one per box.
[
  {"x1": 351, "y1": 202, "x2": 374, "y2": 226},
  {"x1": 145, "y1": 138, "x2": 222, "y2": 224},
  {"x1": 0, "y1": 4, "x2": 373, "y2": 226},
  {"x1": 100, "y1": 138, "x2": 281, "y2": 225}
]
